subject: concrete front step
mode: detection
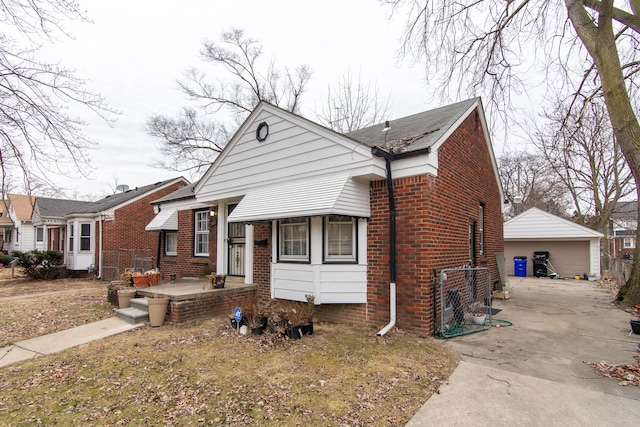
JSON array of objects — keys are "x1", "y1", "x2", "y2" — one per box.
[{"x1": 116, "y1": 298, "x2": 149, "y2": 325}]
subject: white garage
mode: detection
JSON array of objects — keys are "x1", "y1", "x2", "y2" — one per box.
[{"x1": 504, "y1": 208, "x2": 603, "y2": 279}]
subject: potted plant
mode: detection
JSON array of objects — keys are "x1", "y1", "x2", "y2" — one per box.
[
  {"x1": 147, "y1": 290, "x2": 169, "y2": 327},
  {"x1": 114, "y1": 272, "x2": 137, "y2": 308},
  {"x1": 285, "y1": 302, "x2": 307, "y2": 339},
  {"x1": 131, "y1": 272, "x2": 149, "y2": 288},
  {"x1": 300, "y1": 294, "x2": 315, "y2": 335},
  {"x1": 468, "y1": 301, "x2": 487, "y2": 325}
]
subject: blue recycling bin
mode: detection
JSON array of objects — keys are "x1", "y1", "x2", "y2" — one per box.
[{"x1": 514, "y1": 256, "x2": 527, "y2": 277}]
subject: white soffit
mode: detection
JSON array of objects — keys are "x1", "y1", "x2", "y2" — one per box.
[
  {"x1": 228, "y1": 174, "x2": 370, "y2": 223},
  {"x1": 145, "y1": 209, "x2": 178, "y2": 231}
]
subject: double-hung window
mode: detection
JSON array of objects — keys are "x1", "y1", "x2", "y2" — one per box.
[
  {"x1": 68, "y1": 226, "x2": 74, "y2": 252},
  {"x1": 36, "y1": 227, "x2": 44, "y2": 243},
  {"x1": 194, "y1": 210, "x2": 209, "y2": 256},
  {"x1": 80, "y1": 223, "x2": 91, "y2": 251},
  {"x1": 324, "y1": 215, "x2": 356, "y2": 263},
  {"x1": 279, "y1": 218, "x2": 309, "y2": 262},
  {"x1": 479, "y1": 204, "x2": 485, "y2": 257},
  {"x1": 624, "y1": 237, "x2": 635, "y2": 249},
  {"x1": 165, "y1": 232, "x2": 177, "y2": 256}
]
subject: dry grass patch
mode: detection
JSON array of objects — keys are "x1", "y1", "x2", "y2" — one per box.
[
  {"x1": 0, "y1": 317, "x2": 458, "y2": 426},
  {"x1": 0, "y1": 269, "x2": 115, "y2": 346}
]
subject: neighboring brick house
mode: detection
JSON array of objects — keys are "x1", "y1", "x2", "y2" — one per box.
[
  {"x1": 31, "y1": 178, "x2": 189, "y2": 278},
  {"x1": 610, "y1": 201, "x2": 637, "y2": 259},
  {"x1": 146, "y1": 99, "x2": 504, "y2": 335}
]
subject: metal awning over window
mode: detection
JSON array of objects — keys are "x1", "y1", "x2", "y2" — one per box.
[
  {"x1": 228, "y1": 174, "x2": 370, "y2": 223},
  {"x1": 145, "y1": 208, "x2": 178, "y2": 231}
]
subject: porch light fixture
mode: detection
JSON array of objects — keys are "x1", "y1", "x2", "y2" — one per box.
[{"x1": 209, "y1": 210, "x2": 217, "y2": 227}]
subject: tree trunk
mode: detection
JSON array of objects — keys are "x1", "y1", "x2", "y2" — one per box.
[
  {"x1": 565, "y1": 1, "x2": 640, "y2": 306},
  {"x1": 617, "y1": 187, "x2": 640, "y2": 306}
]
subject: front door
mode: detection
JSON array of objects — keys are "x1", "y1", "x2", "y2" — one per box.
[{"x1": 227, "y1": 204, "x2": 245, "y2": 277}]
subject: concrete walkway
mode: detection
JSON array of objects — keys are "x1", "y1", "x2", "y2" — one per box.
[
  {"x1": 408, "y1": 277, "x2": 640, "y2": 426},
  {"x1": 0, "y1": 317, "x2": 143, "y2": 368}
]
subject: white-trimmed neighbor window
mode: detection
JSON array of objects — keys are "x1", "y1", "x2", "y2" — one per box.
[
  {"x1": 624, "y1": 237, "x2": 636, "y2": 249},
  {"x1": 80, "y1": 223, "x2": 91, "y2": 251},
  {"x1": 36, "y1": 227, "x2": 44, "y2": 243},
  {"x1": 279, "y1": 217, "x2": 309, "y2": 262},
  {"x1": 165, "y1": 232, "x2": 177, "y2": 256},
  {"x1": 194, "y1": 210, "x2": 209, "y2": 256},
  {"x1": 479, "y1": 203, "x2": 485, "y2": 257},
  {"x1": 324, "y1": 215, "x2": 356, "y2": 262},
  {"x1": 68, "y1": 226, "x2": 74, "y2": 252}
]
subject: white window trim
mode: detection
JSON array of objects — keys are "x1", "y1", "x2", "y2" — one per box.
[
  {"x1": 278, "y1": 218, "x2": 310, "y2": 262},
  {"x1": 79, "y1": 222, "x2": 92, "y2": 252},
  {"x1": 36, "y1": 227, "x2": 45, "y2": 243},
  {"x1": 165, "y1": 231, "x2": 177, "y2": 256},
  {"x1": 324, "y1": 215, "x2": 357, "y2": 263},
  {"x1": 194, "y1": 210, "x2": 209, "y2": 257},
  {"x1": 68, "y1": 225, "x2": 74, "y2": 253},
  {"x1": 479, "y1": 204, "x2": 485, "y2": 257},
  {"x1": 623, "y1": 237, "x2": 635, "y2": 249}
]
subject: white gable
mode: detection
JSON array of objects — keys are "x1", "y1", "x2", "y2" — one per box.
[
  {"x1": 195, "y1": 103, "x2": 385, "y2": 202},
  {"x1": 504, "y1": 207, "x2": 603, "y2": 240}
]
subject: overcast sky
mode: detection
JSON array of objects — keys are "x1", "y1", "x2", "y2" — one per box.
[{"x1": 37, "y1": 0, "x2": 466, "y2": 199}]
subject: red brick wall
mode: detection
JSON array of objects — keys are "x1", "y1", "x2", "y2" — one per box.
[
  {"x1": 253, "y1": 223, "x2": 272, "y2": 301},
  {"x1": 315, "y1": 109, "x2": 504, "y2": 335},
  {"x1": 99, "y1": 181, "x2": 188, "y2": 275},
  {"x1": 156, "y1": 208, "x2": 216, "y2": 280}
]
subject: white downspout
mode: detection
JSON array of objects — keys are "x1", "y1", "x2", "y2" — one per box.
[
  {"x1": 98, "y1": 215, "x2": 103, "y2": 279},
  {"x1": 376, "y1": 282, "x2": 396, "y2": 336}
]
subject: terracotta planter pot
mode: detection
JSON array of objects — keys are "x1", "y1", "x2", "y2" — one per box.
[
  {"x1": 117, "y1": 289, "x2": 137, "y2": 308},
  {"x1": 132, "y1": 274, "x2": 149, "y2": 288},
  {"x1": 147, "y1": 297, "x2": 169, "y2": 327},
  {"x1": 148, "y1": 273, "x2": 160, "y2": 286}
]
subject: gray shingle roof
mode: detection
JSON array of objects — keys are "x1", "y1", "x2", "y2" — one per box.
[
  {"x1": 612, "y1": 201, "x2": 638, "y2": 219},
  {"x1": 71, "y1": 178, "x2": 186, "y2": 214},
  {"x1": 345, "y1": 98, "x2": 478, "y2": 154},
  {"x1": 151, "y1": 182, "x2": 197, "y2": 204},
  {"x1": 36, "y1": 198, "x2": 97, "y2": 219}
]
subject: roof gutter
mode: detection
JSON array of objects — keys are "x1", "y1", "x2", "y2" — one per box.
[{"x1": 372, "y1": 147, "x2": 397, "y2": 336}]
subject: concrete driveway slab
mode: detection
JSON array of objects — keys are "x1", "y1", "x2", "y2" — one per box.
[{"x1": 408, "y1": 277, "x2": 640, "y2": 426}]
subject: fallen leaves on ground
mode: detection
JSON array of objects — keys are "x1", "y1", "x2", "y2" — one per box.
[
  {"x1": 0, "y1": 318, "x2": 458, "y2": 426},
  {"x1": 0, "y1": 269, "x2": 114, "y2": 347},
  {"x1": 585, "y1": 360, "x2": 640, "y2": 387}
]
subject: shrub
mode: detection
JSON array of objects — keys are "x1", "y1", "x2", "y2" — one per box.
[
  {"x1": 0, "y1": 253, "x2": 12, "y2": 266},
  {"x1": 11, "y1": 250, "x2": 64, "y2": 280}
]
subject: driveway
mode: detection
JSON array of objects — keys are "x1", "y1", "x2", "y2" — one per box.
[{"x1": 408, "y1": 276, "x2": 640, "y2": 426}]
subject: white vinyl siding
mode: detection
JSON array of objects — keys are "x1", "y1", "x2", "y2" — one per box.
[
  {"x1": 228, "y1": 174, "x2": 370, "y2": 223},
  {"x1": 271, "y1": 217, "x2": 368, "y2": 304},
  {"x1": 196, "y1": 107, "x2": 385, "y2": 202}
]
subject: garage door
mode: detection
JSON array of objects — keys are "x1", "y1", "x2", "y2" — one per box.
[{"x1": 505, "y1": 241, "x2": 590, "y2": 278}]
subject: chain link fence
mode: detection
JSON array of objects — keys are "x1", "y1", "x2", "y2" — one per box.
[{"x1": 437, "y1": 267, "x2": 492, "y2": 338}]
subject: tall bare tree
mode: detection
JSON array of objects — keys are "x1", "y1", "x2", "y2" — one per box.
[
  {"x1": 384, "y1": 0, "x2": 640, "y2": 306},
  {"x1": 499, "y1": 151, "x2": 570, "y2": 220},
  {"x1": 316, "y1": 69, "x2": 392, "y2": 133},
  {"x1": 0, "y1": 0, "x2": 114, "y2": 197},
  {"x1": 147, "y1": 28, "x2": 311, "y2": 177},
  {"x1": 533, "y1": 98, "x2": 634, "y2": 237}
]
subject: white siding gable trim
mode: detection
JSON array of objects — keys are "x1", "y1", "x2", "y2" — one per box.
[
  {"x1": 195, "y1": 102, "x2": 385, "y2": 202},
  {"x1": 228, "y1": 174, "x2": 370, "y2": 223},
  {"x1": 504, "y1": 207, "x2": 604, "y2": 240}
]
